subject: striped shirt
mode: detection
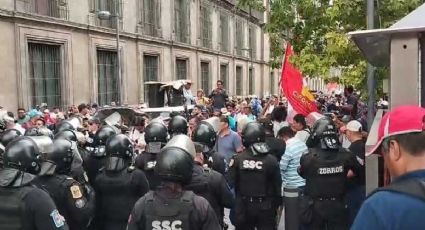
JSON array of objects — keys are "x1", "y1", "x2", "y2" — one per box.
[{"x1": 280, "y1": 137, "x2": 308, "y2": 189}]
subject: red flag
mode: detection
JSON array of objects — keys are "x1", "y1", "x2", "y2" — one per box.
[{"x1": 280, "y1": 43, "x2": 318, "y2": 116}]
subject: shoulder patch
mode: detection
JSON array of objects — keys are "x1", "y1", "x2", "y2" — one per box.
[
  {"x1": 70, "y1": 185, "x2": 83, "y2": 199},
  {"x1": 50, "y1": 209, "x2": 65, "y2": 228}
]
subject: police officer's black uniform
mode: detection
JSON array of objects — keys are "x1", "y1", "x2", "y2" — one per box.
[
  {"x1": 127, "y1": 134, "x2": 220, "y2": 230},
  {"x1": 135, "y1": 121, "x2": 168, "y2": 190},
  {"x1": 186, "y1": 161, "x2": 234, "y2": 228},
  {"x1": 0, "y1": 136, "x2": 69, "y2": 230},
  {"x1": 192, "y1": 117, "x2": 226, "y2": 174},
  {"x1": 300, "y1": 117, "x2": 362, "y2": 230},
  {"x1": 34, "y1": 138, "x2": 95, "y2": 230},
  {"x1": 94, "y1": 134, "x2": 149, "y2": 230},
  {"x1": 84, "y1": 126, "x2": 116, "y2": 183},
  {"x1": 260, "y1": 119, "x2": 285, "y2": 162},
  {"x1": 228, "y1": 122, "x2": 282, "y2": 230}
]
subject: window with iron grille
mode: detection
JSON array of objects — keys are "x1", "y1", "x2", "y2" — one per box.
[
  {"x1": 235, "y1": 19, "x2": 244, "y2": 56},
  {"x1": 141, "y1": 0, "x2": 161, "y2": 37},
  {"x1": 219, "y1": 12, "x2": 229, "y2": 53},
  {"x1": 91, "y1": 0, "x2": 123, "y2": 28},
  {"x1": 28, "y1": 43, "x2": 62, "y2": 108},
  {"x1": 176, "y1": 59, "x2": 188, "y2": 80},
  {"x1": 18, "y1": 0, "x2": 69, "y2": 19},
  {"x1": 143, "y1": 55, "x2": 159, "y2": 101},
  {"x1": 97, "y1": 50, "x2": 120, "y2": 106},
  {"x1": 200, "y1": 62, "x2": 210, "y2": 94},
  {"x1": 199, "y1": 2, "x2": 212, "y2": 48},
  {"x1": 236, "y1": 66, "x2": 242, "y2": 95},
  {"x1": 220, "y1": 64, "x2": 228, "y2": 92},
  {"x1": 174, "y1": 0, "x2": 190, "y2": 43},
  {"x1": 249, "y1": 67, "x2": 254, "y2": 95},
  {"x1": 249, "y1": 25, "x2": 257, "y2": 59},
  {"x1": 270, "y1": 71, "x2": 275, "y2": 94}
]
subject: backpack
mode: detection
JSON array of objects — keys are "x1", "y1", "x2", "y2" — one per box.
[{"x1": 368, "y1": 179, "x2": 425, "y2": 202}]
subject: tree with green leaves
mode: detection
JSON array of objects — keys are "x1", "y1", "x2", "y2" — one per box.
[{"x1": 238, "y1": 0, "x2": 423, "y2": 97}]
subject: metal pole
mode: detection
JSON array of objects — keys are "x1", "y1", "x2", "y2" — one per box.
[
  {"x1": 116, "y1": 6, "x2": 122, "y2": 105},
  {"x1": 366, "y1": 0, "x2": 375, "y2": 131}
]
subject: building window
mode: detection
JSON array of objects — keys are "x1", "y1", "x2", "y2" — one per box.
[
  {"x1": 270, "y1": 71, "x2": 275, "y2": 94},
  {"x1": 176, "y1": 58, "x2": 188, "y2": 80},
  {"x1": 220, "y1": 64, "x2": 228, "y2": 92},
  {"x1": 143, "y1": 55, "x2": 159, "y2": 101},
  {"x1": 249, "y1": 25, "x2": 257, "y2": 59},
  {"x1": 141, "y1": 0, "x2": 161, "y2": 37},
  {"x1": 199, "y1": 2, "x2": 212, "y2": 48},
  {"x1": 28, "y1": 43, "x2": 62, "y2": 108},
  {"x1": 92, "y1": 0, "x2": 123, "y2": 28},
  {"x1": 97, "y1": 50, "x2": 120, "y2": 106},
  {"x1": 235, "y1": 18, "x2": 244, "y2": 56},
  {"x1": 236, "y1": 66, "x2": 243, "y2": 95},
  {"x1": 18, "y1": 0, "x2": 69, "y2": 19},
  {"x1": 200, "y1": 62, "x2": 210, "y2": 94},
  {"x1": 249, "y1": 67, "x2": 254, "y2": 95},
  {"x1": 219, "y1": 12, "x2": 229, "y2": 53},
  {"x1": 174, "y1": 0, "x2": 190, "y2": 43}
]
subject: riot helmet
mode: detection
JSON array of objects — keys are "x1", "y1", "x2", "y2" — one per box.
[
  {"x1": 168, "y1": 115, "x2": 188, "y2": 136},
  {"x1": 242, "y1": 122, "x2": 266, "y2": 147},
  {"x1": 144, "y1": 121, "x2": 168, "y2": 154},
  {"x1": 4, "y1": 136, "x2": 42, "y2": 174},
  {"x1": 0, "y1": 129, "x2": 22, "y2": 147},
  {"x1": 48, "y1": 139, "x2": 75, "y2": 174},
  {"x1": 306, "y1": 117, "x2": 340, "y2": 150},
  {"x1": 54, "y1": 129, "x2": 77, "y2": 142},
  {"x1": 94, "y1": 125, "x2": 116, "y2": 146},
  {"x1": 55, "y1": 121, "x2": 75, "y2": 134},
  {"x1": 105, "y1": 134, "x2": 133, "y2": 171},
  {"x1": 192, "y1": 121, "x2": 216, "y2": 152},
  {"x1": 155, "y1": 134, "x2": 195, "y2": 184}
]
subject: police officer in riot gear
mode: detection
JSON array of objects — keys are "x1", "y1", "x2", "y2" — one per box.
[
  {"x1": 186, "y1": 142, "x2": 234, "y2": 228},
  {"x1": 228, "y1": 122, "x2": 282, "y2": 230},
  {"x1": 55, "y1": 129, "x2": 78, "y2": 142},
  {"x1": 0, "y1": 136, "x2": 69, "y2": 230},
  {"x1": 259, "y1": 118, "x2": 285, "y2": 162},
  {"x1": 300, "y1": 117, "x2": 361, "y2": 230},
  {"x1": 93, "y1": 134, "x2": 149, "y2": 230},
  {"x1": 168, "y1": 115, "x2": 188, "y2": 136},
  {"x1": 55, "y1": 120, "x2": 77, "y2": 134},
  {"x1": 127, "y1": 134, "x2": 220, "y2": 230},
  {"x1": 34, "y1": 138, "x2": 95, "y2": 230},
  {"x1": 84, "y1": 125, "x2": 116, "y2": 183},
  {"x1": 135, "y1": 121, "x2": 168, "y2": 190},
  {"x1": 192, "y1": 117, "x2": 226, "y2": 174}
]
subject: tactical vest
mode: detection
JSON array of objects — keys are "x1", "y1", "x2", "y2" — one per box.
[
  {"x1": 144, "y1": 191, "x2": 194, "y2": 230},
  {"x1": 35, "y1": 175, "x2": 76, "y2": 225},
  {"x1": 96, "y1": 169, "x2": 140, "y2": 224},
  {"x1": 237, "y1": 151, "x2": 268, "y2": 197},
  {"x1": 185, "y1": 168, "x2": 213, "y2": 206},
  {"x1": 304, "y1": 150, "x2": 348, "y2": 198},
  {"x1": 0, "y1": 186, "x2": 35, "y2": 230}
]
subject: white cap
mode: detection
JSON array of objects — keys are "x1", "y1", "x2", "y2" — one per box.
[{"x1": 346, "y1": 120, "x2": 363, "y2": 132}]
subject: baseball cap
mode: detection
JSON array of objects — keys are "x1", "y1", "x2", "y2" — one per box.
[
  {"x1": 367, "y1": 105, "x2": 425, "y2": 156},
  {"x1": 346, "y1": 120, "x2": 363, "y2": 132}
]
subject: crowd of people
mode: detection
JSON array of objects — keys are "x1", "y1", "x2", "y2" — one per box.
[{"x1": 1, "y1": 78, "x2": 421, "y2": 230}]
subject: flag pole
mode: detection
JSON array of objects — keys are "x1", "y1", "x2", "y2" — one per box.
[{"x1": 278, "y1": 41, "x2": 290, "y2": 98}]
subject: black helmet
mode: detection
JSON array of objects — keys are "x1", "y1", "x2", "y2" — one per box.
[
  {"x1": 168, "y1": 115, "x2": 188, "y2": 136},
  {"x1": 241, "y1": 122, "x2": 266, "y2": 148},
  {"x1": 0, "y1": 129, "x2": 22, "y2": 147},
  {"x1": 155, "y1": 135, "x2": 195, "y2": 184},
  {"x1": 49, "y1": 139, "x2": 74, "y2": 174},
  {"x1": 105, "y1": 134, "x2": 134, "y2": 159},
  {"x1": 54, "y1": 129, "x2": 77, "y2": 142},
  {"x1": 55, "y1": 121, "x2": 75, "y2": 134},
  {"x1": 192, "y1": 121, "x2": 216, "y2": 151},
  {"x1": 94, "y1": 126, "x2": 116, "y2": 146},
  {"x1": 306, "y1": 117, "x2": 339, "y2": 150},
  {"x1": 145, "y1": 122, "x2": 168, "y2": 143},
  {"x1": 4, "y1": 137, "x2": 42, "y2": 174},
  {"x1": 25, "y1": 127, "x2": 53, "y2": 138}
]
